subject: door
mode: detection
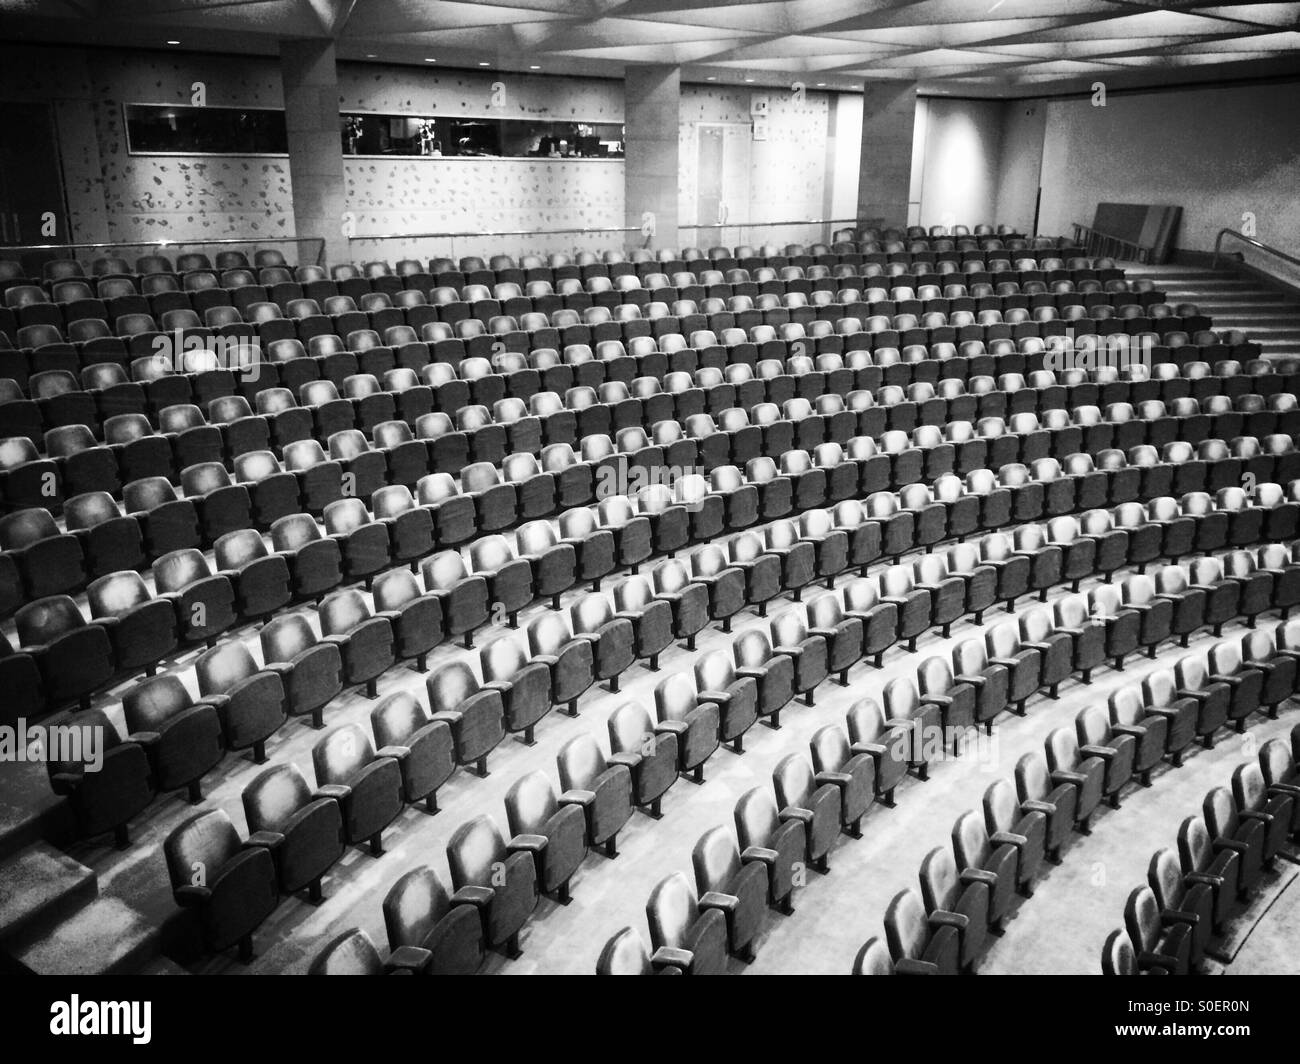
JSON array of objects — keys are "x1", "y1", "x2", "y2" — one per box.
[{"x1": 0, "y1": 102, "x2": 68, "y2": 250}]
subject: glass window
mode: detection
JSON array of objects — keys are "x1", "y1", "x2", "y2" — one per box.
[
  {"x1": 124, "y1": 104, "x2": 288, "y2": 155},
  {"x1": 341, "y1": 113, "x2": 624, "y2": 158}
]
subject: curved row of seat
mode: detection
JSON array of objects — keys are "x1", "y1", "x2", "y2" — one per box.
[
  {"x1": 12, "y1": 347, "x2": 1290, "y2": 475},
  {"x1": 601, "y1": 547, "x2": 1300, "y2": 973},
  {"x1": 855, "y1": 612, "x2": 1300, "y2": 976},
  {"x1": 6, "y1": 346, "x2": 1293, "y2": 517},
  {"x1": 1103, "y1": 723, "x2": 1300, "y2": 975},
  {"x1": 2, "y1": 289, "x2": 1214, "y2": 393},
  {"x1": 8, "y1": 414, "x2": 1294, "y2": 718}
]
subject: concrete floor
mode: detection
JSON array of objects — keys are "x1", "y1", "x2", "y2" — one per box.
[{"x1": 23, "y1": 521, "x2": 1292, "y2": 976}]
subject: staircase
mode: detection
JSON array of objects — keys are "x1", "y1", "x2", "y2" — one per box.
[
  {"x1": 1132, "y1": 263, "x2": 1300, "y2": 361},
  {"x1": 0, "y1": 842, "x2": 163, "y2": 974}
]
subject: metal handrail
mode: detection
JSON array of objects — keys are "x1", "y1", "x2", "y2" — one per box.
[
  {"x1": 347, "y1": 217, "x2": 862, "y2": 244},
  {"x1": 0, "y1": 235, "x2": 327, "y2": 266},
  {"x1": 1212, "y1": 228, "x2": 1300, "y2": 271}
]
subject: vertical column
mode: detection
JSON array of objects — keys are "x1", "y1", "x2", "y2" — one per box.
[
  {"x1": 280, "y1": 39, "x2": 348, "y2": 265},
  {"x1": 857, "y1": 80, "x2": 918, "y2": 228},
  {"x1": 624, "y1": 65, "x2": 680, "y2": 249}
]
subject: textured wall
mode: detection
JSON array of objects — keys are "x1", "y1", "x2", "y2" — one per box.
[
  {"x1": 1036, "y1": 80, "x2": 1300, "y2": 253},
  {"x1": 912, "y1": 95, "x2": 1002, "y2": 231},
  {"x1": 678, "y1": 83, "x2": 831, "y2": 245},
  {"x1": 2, "y1": 45, "x2": 854, "y2": 259},
  {"x1": 995, "y1": 99, "x2": 1046, "y2": 237},
  {"x1": 337, "y1": 62, "x2": 627, "y2": 261}
]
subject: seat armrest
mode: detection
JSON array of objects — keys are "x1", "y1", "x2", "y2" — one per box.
[
  {"x1": 650, "y1": 946, "x2": 693, "y2": 972},
  {"x1": 959, "y1": 867, "x2": 999, "y2": 888},
  {"x1": 314, "y1": 783, "x2": 352, "y2": 801},
  {"x1": 245, "y1": 830, "x2": 285, "y2": 852},
  {"x1": 991, "y1": 830, "x2": 1028, "y2": 849},
  {"x1": 1079, "y1": 743, "x2": 1117, "y2": 760},
  {"x1": 384, "y1": 945, "x2": 433, "y2": 974},
  {"x1": 778, "y1": 805, "x2": 815, "y2": 827},
  {"x1": 1237, "y1": 809, "x2": 1273, "y2": 825},
  {"x1": 698, "y1": 890, "x2": 739, "y2": 915},
  {"x1": 740, "y1": 845, "x2": 779, "y2": 866},
  {"x1": 654, "y1": 719, "x2": 690, "y2": 736},
  {"x1": 450, "y1": 885, "x2": 495, "y2": 909},
  {"x1": 559, "y1": 788, "x2": 596, "y2": 809},
  {"x1": 1185, "y1": 871, "x2": 1224, "y2": 889},
  {"x1": 507, "y1": 833, "x2": 549, "y2": 854},
  {"x1": 1021, "y1": 799, "x2": 1056, "y2": 816},
  {"x1": 608, "y1": 751, "x2": 642, "y2": 770},
  {"x1": 173, "y1": 884, "x2": 212, "y2": 906},
  {"x1": 1050, "y1": 768, "x2": 1089, "y2": 788},
  {"x1": 815, "y1": 769, "x2": 853, "y2": 788},
  {"x1": 127, "y1": 730, "x2": 161, "y2": 747},
  {"x1": 928, "y1": 909, "x2": 969, "y2": 932}
]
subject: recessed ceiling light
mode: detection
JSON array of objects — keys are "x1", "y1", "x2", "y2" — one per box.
[
  {"x1": 424, "y1": 57, "x2": 436, "y2": 63},
  {"x1": 366, "y1": 53, "x2": 376, "y2": 58},
  {"x1": 816, "y1": 82, "x2": 825, "y2": 87},
  {"x1": 478, "y1": 61, "x2": 490, "y2": 67},
  {"x1": 706, "y1": 76, "x2": 716, "y2": 81},
  {"x1": 529, "y1": 65, "x2": 540, "y2": 70},
  {"x1": 744, "y1": 78, "x2": 755, "y2": 83},
  {"x1": 166, "y1": 40, "x2": 180, "y2": 45}
]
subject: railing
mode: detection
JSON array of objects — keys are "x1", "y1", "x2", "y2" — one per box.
[
  {"x1": 346, "y1": 217, "x2": 862, "y2": 263},
  {"x1": 1071, "y1": 222, "x2": 1147, "y2": 264},
  {"x1": 0, "y1": 235, "x2": 327, "y2": 270},
  {"x1": 1211, "y1": 229, "x2": 1300, "y2": 272}
]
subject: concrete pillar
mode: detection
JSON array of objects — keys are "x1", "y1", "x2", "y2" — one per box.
[
  {"x1": 856, "y1": 80, "x2": 918, "y2": 229},
  {"x1": 280, "y1": 39, "x2": 348, "y2": 265},
  {"x1": 624, "y1": 65, "x2": 680, "y2": 250}
]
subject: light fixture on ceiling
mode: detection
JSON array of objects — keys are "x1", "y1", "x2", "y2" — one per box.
[
  {"x1": 816, "y1": 82, "x2": 825, "y2": 87},
  {"x1": 530, "y1": 65, "x2": 540, "y2": 70},
  {"x1": 744, "y1": 77, "x2": 755, "y2": 82},
  {"x1": 424, "y1": 57, "x2": 436, "y2": 63},
  {"x1": 166, "y1": 40, "x2": 180, "y2": 45},
  {"x1": 706, "y1": 75, "x2": 716, "y2": 81},
  {"x1": 366, "y1": 53, "x2": 376, "y2": 59},
  {"x1": 478, "y1": 61, "x2": 490, "y2": 67}
]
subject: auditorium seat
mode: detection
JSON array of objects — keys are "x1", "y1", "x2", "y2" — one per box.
[{"x1": 163, "y1": 808, "x2": 279, "y2": 962}]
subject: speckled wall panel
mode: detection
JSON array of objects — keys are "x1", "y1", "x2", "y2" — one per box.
[
  {"x1": 84, "y1": 51, "x2": 295, "y2": 246},
  {"x1": 344, "y1": 156, "x2": 626, "y2": 262},
  {"x1": 336, "y1": 63, "x2": 624, "y2": 122},
  {"x1": 337, "y1": 64, "x2": 627, "y2": 261}
]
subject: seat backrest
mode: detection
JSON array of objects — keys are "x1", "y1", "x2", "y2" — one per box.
[
  {"x1": 382, "y1": 866, "x2": 452, "y2": 951},
  {"x1": 242, "y1": 763, "x2": 313, "y2": 834},
  {"x1": 447, "y1": 815, "x2": 506, "y2": 889},
  {"x1": 164, "y1": 809, "x2": 241, "y2": 890}
]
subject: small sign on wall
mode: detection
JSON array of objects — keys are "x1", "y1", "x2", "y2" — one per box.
[
  {"x1": 749, "y1": 94, "x2": 769, "y2": 116},
  {"x1": 751, "y1": 117, "x2": 769, "y2": 141}
]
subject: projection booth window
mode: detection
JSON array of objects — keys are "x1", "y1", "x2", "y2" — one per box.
[
  {"x1": 124, "y1": 104, "x2": 289, "y2": 156},
  {"x1": 341, "y1": 113, "x2": 624, "y2": 158}
]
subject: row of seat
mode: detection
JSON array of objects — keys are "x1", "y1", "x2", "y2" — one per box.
[
  {"x1": 601, "y1": 545, "x2": 1300, "y2": 975},
  {"x1": 1104, "y1": 725, "x2": 1300, "y2": 974},
  {"x1": 6, "y1": 354, "x2": 1290, "y2": 491},
  {"x1": 7, "y1": 345, "x2": 1291, "y2": 515},
  {"x1": 4, "y1": 409, "x2": 1294, "y2": 629},
  {"x1": 44, "y1": 470, "x2": 1287, "y2": 852},
  {"x1": 0, "y1": 234, "x2": 1084, "y2": 291},
  {"x1": 0, "y1": 290, "x2": 1184, "y2": 385},
  {"x1": 856, "y1": 614, "x2": 1300, "y2": 976}
]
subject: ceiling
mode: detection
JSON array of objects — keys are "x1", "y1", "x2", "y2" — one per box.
[{"x1": 1, "y1": 0, "x2": 1298, "y2": 96}]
